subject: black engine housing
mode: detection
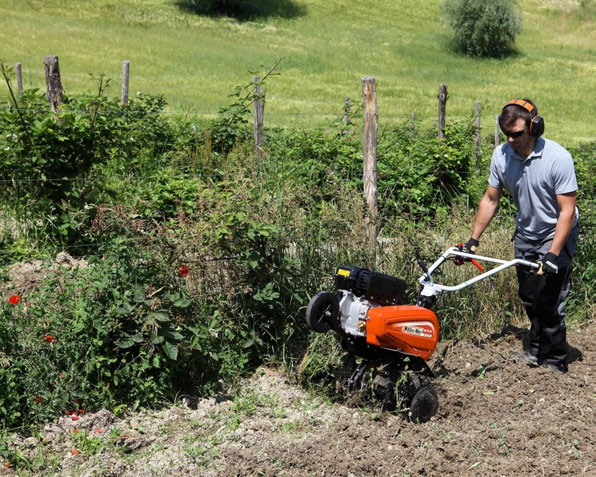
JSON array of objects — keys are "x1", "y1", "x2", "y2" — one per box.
[{"x1": 335, "y1": 266, "x2": 407, "y2": 305}]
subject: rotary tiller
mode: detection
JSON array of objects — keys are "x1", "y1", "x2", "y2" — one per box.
[{"x1": 305, "y1": 246, "x2": 538, "y2": 422}]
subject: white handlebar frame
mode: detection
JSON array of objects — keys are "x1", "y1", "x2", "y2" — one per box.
[{"x1": 418, "y1": 246, "x2": 539, "y2": 298}]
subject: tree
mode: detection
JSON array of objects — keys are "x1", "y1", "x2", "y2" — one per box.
[{"x1": 441, "y1": 0, "x2": 523, "y2": 58}]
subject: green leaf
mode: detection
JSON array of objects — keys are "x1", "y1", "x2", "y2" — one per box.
[
  {"x1": 242, "y1": 339, "x2": 254, "y2": 349},
  {"x1": 162, "y1": 340, "x2": 179, "y2": 360},
  {"x1": 151, "y1": 334, "x2": 165, "y2": 344},
  {"x1": 117, "y1": 334, "x2": 135, "y2": 349},
  {"x1": 131, "y1": 332, "x2": 144, "y2": 344},
  {"x1": 150, "y1": 311, "x2": 170, "y2": 322},
  {"x1": 159, "y1": 326, "x2": 184, "y2": 341},
  {"x1": 173, "y1": 297, "x2": 191, "y2": 308},
  {"x1": 133, "y1": 284, "x2": 146, "y2": 303}
]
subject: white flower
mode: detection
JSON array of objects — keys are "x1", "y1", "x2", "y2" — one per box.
[{"x1": 4, "y1": 146, "x2": 9, "y2": 151}]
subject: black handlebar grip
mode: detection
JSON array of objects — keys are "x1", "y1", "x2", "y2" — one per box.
[{"x1": 418, "y1": 259, "x2": 429, "y2": 275}]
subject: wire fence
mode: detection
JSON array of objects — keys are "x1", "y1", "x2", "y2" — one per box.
[
  {"x1": 1, "y1": 56, "x2": 491, "y2": 129},
  {"x1": 0, "y1": 57, "x2": 493, "y2": 269}
]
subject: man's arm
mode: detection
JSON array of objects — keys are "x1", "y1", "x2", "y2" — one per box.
[
  {"x1": 471, "y1": 185, "x2": 502, "y2": 241},
  {"x1": 548, "y1": 191, "x2": 577, "y2": 256}
]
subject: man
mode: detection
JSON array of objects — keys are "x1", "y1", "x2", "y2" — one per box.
[{"x1": 462, "y1": 99, "x2": 578, "y2": 374}]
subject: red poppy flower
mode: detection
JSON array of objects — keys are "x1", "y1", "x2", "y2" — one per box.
[
  {"x1": 60, "y1": 373, "x2": 64, "y2": 378},
  {"x1": 44, "y1": 335, "x2": 55, "y2": 343},
  {"x1": 178, "y1": 265, "x2": 189, "y2": 277},
  {"x1": 79, "y1": 409, "x2": 86, "y2": 414},
  {"x1": 35, "y1": 396, "x2": 41, "y2": 403},
  {"x1": 71, "y1": 416, "x2": 79, "y2": 421},
  {"x1": 72, "y1": 429, "x2": 79, "y2": 434},
  {"x1": 8, "y1": 295, "x2": 21, "y2": 305},
  {"x1": 71, "y1": 450, "x2": 81, "y2": 455},
  {"x1": 95, "y1": 428, "x2": 103, "y2": 433}
]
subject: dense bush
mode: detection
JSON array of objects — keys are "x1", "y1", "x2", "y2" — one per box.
[
  {"x1": 0, "y1": 85, "x2": 190, "y2": 258},
  {"x1": 0, "y1": 87, "x2": 173, "y2": 205},
  {"x1": 0, "y1": 160, "x2": 371, "y2": 430},
  {"x1": 441, "y1": 0, "x2": 523, "y2": 57}
]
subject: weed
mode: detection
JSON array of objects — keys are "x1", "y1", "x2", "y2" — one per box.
[{"x1": 72, "y1": 430, "x2": 104, "y2": 455}]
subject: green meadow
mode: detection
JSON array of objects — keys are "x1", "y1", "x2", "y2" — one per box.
[{"x1": 1, "y1": 0, "x2": 595, "y2": 143}]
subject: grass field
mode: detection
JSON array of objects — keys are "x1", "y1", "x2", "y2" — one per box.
[{"x1": 1, "y1": 0, "x2": 595, "y2": 143}]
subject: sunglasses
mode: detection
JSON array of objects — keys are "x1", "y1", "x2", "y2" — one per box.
[{"x1": 501, "y1": 128, "x2": 527, "y2": 138}]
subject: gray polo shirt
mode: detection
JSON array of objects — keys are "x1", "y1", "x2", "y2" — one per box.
[{"x1": 488, "y1": 137, "x2": 578, "y2": 241}]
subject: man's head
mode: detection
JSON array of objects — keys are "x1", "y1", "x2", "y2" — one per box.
[
  {"x1": 500, "y1": 99, "x2": 544, "y2": 156},
  {"x1": 500, "y1": 99, "x2": 544, "y2": 138}
]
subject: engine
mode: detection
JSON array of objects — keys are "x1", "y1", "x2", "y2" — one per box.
[
  {"x1": 335, "y1": 266, "x2": 407, "y2": 306},
  {"x1": 335, "y1": 266, "x2": 439, "y2": 360}
]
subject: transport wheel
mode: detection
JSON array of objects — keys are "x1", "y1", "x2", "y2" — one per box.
[
  {"x1": 305, "y1": 292, "x2": 339, "y2": 333},
  {"x1": 409, "y1": 385, "x2": 438, "y2": 423}
]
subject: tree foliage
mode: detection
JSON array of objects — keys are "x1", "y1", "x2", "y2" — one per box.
[{"x1": 441, "y1": 0, "x2": 523, "y2": 58}]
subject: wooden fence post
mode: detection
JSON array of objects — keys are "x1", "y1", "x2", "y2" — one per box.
[
  {"x1": 252, "y1": 75, "x2": 265, "y2": 159},
  {"x1": 362, "y1": 76, "x2": 378, "y2": 255},
  {"x1": 474, "y1": 101, "x2": 482, "y2": 164},
  {"x1": 411, "y1": 110, "x2": 416, "y2": 138},
  {"x1": 15, "y1": 62, "x2": 23, "y2": 96},
  {"x1": 122, "y1": 61, "x2": 130, "y2": 106},
  {"x1": 438, "y1": 83, "x2": 448, "y2": 141},
  {"x1": 494, "y1": 113, "x2": 500, "y2": 146},
  {"x1": 44, "y1": 56, "x2": 63, "y2": 115}
]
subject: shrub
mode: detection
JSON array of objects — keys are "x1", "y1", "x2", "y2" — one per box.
[
  {"x1": 441, "y1": 0, "x2": 523, "y2": 57},
  {"x1": 0, "y1": 79, "x2": 184, "y2": 255}
]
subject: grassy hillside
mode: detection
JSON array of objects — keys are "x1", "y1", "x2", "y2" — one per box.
[{"x1": 0, "y1": 0, "x2": 594, "y2": 143}]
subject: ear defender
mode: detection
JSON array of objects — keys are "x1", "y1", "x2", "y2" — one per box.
[{"x1": 502, "y1": 99, "x2": 545, "y2": 137}]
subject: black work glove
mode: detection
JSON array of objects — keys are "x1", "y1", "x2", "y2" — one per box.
[
  {"x1": 463, "y1": 238, "x2": 479, "y2": 254},
  {"x1": 454, "y1": 238, "x2": 479, "y2": 266},
  {"x1": 536, "y1": 252, "x2": 559, "y2": 275}
]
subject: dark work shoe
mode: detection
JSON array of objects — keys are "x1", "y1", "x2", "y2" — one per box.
[
  {"x1": 539, "y1": 361, "x2": 568, "y2": 375},
  {"x1": 514, "y1": 351, "x2": 539, "y2": 364}
]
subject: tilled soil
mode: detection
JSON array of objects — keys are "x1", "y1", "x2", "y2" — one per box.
[{"x1": 2, "y1": 322, "x2": 594, "y2": 476}]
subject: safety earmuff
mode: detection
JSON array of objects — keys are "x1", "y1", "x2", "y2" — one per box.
[{"x1": 502, "y1": 99, "x2": 544, "y2": 137}]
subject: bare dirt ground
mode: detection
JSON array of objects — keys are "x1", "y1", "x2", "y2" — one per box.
[{"x1": 2, "y1": 319, "x2": 594, "y2": 477}]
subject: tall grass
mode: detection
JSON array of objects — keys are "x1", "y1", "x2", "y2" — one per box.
[{"x1": 0, "y1": 0, "x2": 594, "y2": 142}]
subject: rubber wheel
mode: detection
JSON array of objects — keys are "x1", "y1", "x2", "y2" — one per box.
[
  {"x1": 305, "y1": 292, "x2": 340, "y2": 333},
  {"x1": 409, "y1": 385, "x2": 438, "y2": 423}
]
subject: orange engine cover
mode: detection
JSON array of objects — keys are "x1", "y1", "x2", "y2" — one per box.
[{"x1": 365, "y1": 305, "x2": 439, "y2": 361}]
